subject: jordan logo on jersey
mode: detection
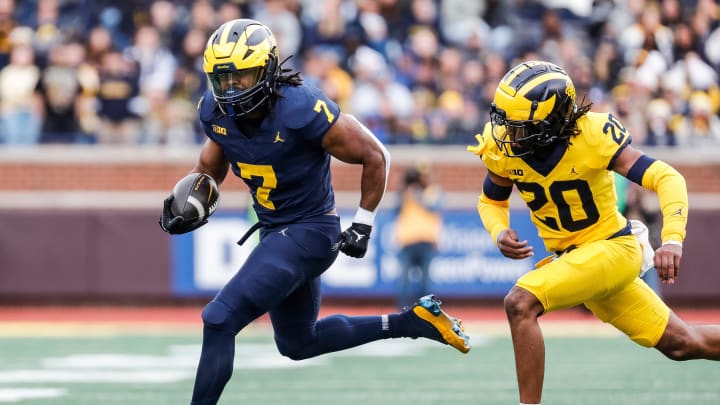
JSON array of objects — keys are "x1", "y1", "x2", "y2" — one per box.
[
  {"x1": 274, "y1": 131, "x2": 285, "y2": 143},
  {"x1": 570, "y1": 166, "x2": 579, "y2": 175}
]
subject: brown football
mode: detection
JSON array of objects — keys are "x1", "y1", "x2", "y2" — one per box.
[{"x1": 170, "y1": 173, "x2": 220, "y2": 221}]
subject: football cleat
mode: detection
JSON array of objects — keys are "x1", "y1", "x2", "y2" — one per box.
[{"x1": 408, "y1": 294, "x2": 471, "y2": 354}]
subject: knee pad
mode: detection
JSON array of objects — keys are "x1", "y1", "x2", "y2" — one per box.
[
  {"x1": 201, "y1": 297, "x2": 264, "y2": 334},
  {"x1": 274, "y1": 336, "x2": 308, "y2": 361},
  {"x1": 201, "y1": 300, "x2": 237, "y2": 332}
]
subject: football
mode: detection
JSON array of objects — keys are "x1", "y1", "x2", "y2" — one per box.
[{"x1": 170, "y1": 173, "x2": 220, "y2": 222}]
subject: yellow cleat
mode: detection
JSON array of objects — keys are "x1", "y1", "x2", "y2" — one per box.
[{"x1": 411, "y1": 295, "x2": 471, "y2": 354}]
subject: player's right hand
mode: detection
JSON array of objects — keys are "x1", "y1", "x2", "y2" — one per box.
[
  {"x1": 338, "y1": 222, "x2": 372, "y2": 258},
  {"x1": 496, "y1": 228, "x2": 534, "y2": 260},
  {"x1": 159, "y1": 196, "x2": 206, "y2": 235},
  {"x1": 654, "y1": 243, "x2": 682, "y2": 284}
]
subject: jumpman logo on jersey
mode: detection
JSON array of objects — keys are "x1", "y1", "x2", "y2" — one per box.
[
  {"x1": 671, "y1": 208, "x2": 685, "y2": 217},
  {"x1": 570, "y1": 166, "x2": 579, "y2": 175},
  {"x1": 274, "y1": 131, "x2": 285, "y2": 143},
  {"x1": 278, "y1": 227, "x2": 288, "y2": 236}
]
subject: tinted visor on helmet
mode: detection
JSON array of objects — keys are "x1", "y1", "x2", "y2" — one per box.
[
  {"x1": 208, "y1": 67, "x2": 271, "y2": 117},
  {"x1": 490, "y1": 105, "x2": 548, "y2": 157},
  {"x1": 208, "y1": 67, "x2": 263, "y2": 99}
]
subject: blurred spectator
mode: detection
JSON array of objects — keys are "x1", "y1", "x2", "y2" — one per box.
[
  {"x1": 123, "y1": 25, "x2": 176, "y2": 144},
  {"x1": 86, "y1": 25, "x2": 115, "y2": 69},
  {"x1": 301, "y1": 0, "x2": 363, "y2": 65},
  {"x1": 427, "y1": 90, "x2": 466, "y2": 144},
  {"x1": 644, "y1": 98, "x2": 678, "y2": 147},
  {"x1": 593, "y1": 38, "x2": 623, "y2": 92},
  {"x1": 677, "y1": 91, "x2": 720, "y2": 145},
  {"x1": 0, "y1": 0, "x2": 15, "y2": 69},
  {"x1": 172, "y1": 27, "x2": 208, "y2": 131},
  {"x1": 124, "y1": 25, "x2": 176, "y2": 95},
  {"x1": 302, "y1": 46, "x2": 354, "y2": 111},
  {"x1": 394, "y1": 165, "x2": 443, "y2": 309},
  {"x1": 357, "y1": 1, "x2": 392, "y2": 61},
  {"x1": 37, "y1": 41, "x2": 93, "y2": 144},
  {"x1": 0, "y1": 33, "x2": 41, "y2": 145},
  {"x1": 94, "y1": 50, "x2": 141, "y2": 144},
  {"x1": 148, "y1": 0, "x2": 187, "y2": 54},
  {"x1": 188, "y1": 0, "x2": 216, "y2": 37},
  {"x1": 349, "y1": 45, "x2": 414, "y2": 144},
  {"x1": 620, "y1": 2, "x2": 674, "y2": 67},
  {"x1": 254, "y1": 0, "x2": 302, "y2": 67}
]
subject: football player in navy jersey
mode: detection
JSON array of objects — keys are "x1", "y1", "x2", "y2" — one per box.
[
  {"x1": 468, "y1": 61, "x2": 720, "y2": 405},
  {"x1": 159, "y1": 19, "x2": 470, "y2": 405}
]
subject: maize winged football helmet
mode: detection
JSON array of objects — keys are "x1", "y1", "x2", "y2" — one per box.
[
  {"x1": 203, "y1": 19, "x2": 279, "y2": 117},
  {"x1": 490, "y1": 60, "x2": 577, "y2": 157}
]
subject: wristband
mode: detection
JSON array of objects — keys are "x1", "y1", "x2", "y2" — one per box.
[
  {"x1": 353, "y1": 207, "x2": 376, "y2": 226},
  {"x1": 662, "y1": 240, "x2": 683, "y2": 247}
]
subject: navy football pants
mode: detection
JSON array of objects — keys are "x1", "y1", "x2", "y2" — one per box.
[{"x1": 191, "y1": 215, "x2": 397, "y2": 404}]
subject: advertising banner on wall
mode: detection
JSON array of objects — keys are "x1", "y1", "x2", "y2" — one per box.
[{"x1": 172, "y1": 209, "x2": 545, "y2": 298}]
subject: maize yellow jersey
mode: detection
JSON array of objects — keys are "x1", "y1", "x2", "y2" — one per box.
[{"x1": 477, "y1": 112, "x2": 630, "y2": 252}]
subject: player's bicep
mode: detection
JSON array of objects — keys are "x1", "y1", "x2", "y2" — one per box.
[
  {"x1": 611, "y1": 144, "x2": 644, "y2": 179},
  {"x1": 487, "y1": 170, "x2": 513, "y2": 188},
  {"x1": 322, "y1": 113, "x2": 382, "y2": 164}
]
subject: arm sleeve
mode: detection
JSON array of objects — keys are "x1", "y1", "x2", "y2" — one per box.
[
  {"x1": 631, "y1": 158, "x2": 688, "y2": 243},
  {"x1": 477, "y1": 174, "x2": 512, "y2": 245}
]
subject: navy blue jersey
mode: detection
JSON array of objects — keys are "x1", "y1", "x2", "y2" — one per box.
[{"x1": 198, "y1": 83, "x2": 340, "y2": 225}]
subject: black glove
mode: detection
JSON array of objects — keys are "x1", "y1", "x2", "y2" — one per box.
[
  {"x1": 159, "y1": 196, "x2": 207, "y2": 235},
  {"x1": 338, "y1": 222, "x2": 372, "y2": 258}
]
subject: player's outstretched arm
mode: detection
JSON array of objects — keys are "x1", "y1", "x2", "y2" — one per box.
[
  {"x1": 612, "y1": 145, "x2": 687, "y2": 284},
  {"x1": 322, "y1": 113, "x2": 390, "y2": 258}
]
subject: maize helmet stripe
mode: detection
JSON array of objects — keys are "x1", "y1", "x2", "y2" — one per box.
[
  {"x1": 205, "y1": 22, "x2": 276, "y2": 73},
  {"x1": 217, "y1": 21, "x2": 236, "y2": 54},
  {"x1": 496, "y1": 71, "x2": 573, "y2": 119},
  {"x1": 499, "y1": 63, "x2": 534, "y2": 95}
]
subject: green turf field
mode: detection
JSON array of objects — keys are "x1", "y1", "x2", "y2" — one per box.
[{"x1": 0, "y1": 326, "x2": 718, "y2": 404}]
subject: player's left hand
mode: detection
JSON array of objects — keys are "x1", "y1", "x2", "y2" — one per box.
[
  {"x1": 654, "y1": 243, "x2": 682, "y2": 284},
  {"x1": 338, "y1": 223, "x2": 372, "y2": 258}
]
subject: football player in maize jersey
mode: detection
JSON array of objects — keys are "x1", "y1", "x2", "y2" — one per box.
[
  {"x1": 158, "y1": 19, "x2": 470, "y2": 405},
  {"x1": 468, "y1": 60, "x2": 720, "y2": 405}
]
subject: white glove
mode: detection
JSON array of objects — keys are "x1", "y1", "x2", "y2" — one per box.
[{"x1": 630, "y1": 219, "x2": 654, "y2": 277}]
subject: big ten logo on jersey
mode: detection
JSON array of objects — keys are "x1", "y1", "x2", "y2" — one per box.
[
  {"x1": 505, "y1": 168, "x2": 524, "y2": 176},
  {"x1": 212, "y1": 124, "x2": 228, "y2": 136}
]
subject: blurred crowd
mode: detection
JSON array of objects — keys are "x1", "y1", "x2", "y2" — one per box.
[{"x1": 0, "y1": 0, "x2": 719, "y2": 146}]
